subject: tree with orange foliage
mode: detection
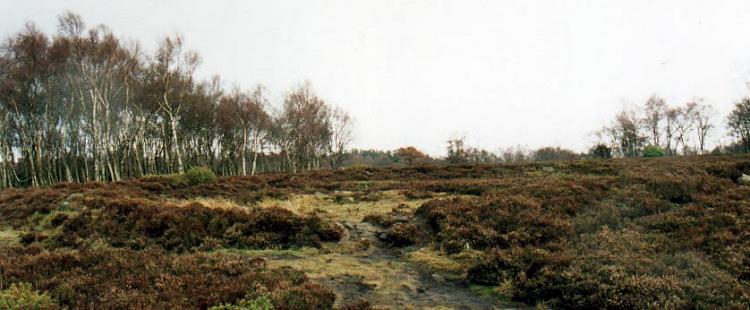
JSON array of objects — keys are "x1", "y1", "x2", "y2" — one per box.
[{"x1": 394, "y1": 146, "x2": 430, "y2": 166}]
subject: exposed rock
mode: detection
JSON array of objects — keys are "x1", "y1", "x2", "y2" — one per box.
[
  {"x1": 390, "y1": 215, "x2": 410, "y2": 224},
  {"x1": 378, "y1": 232, "x2": 389, "y2": 241},
  {"x1": 740, "y1": 174, "x2": 750, "y2": 186}
]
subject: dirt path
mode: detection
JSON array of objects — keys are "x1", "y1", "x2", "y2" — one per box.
[
  {"x1": 260, "y1": 220, "x2": 520, "y2": 309},
  {"x1": 248, "y1": 192, "x2": 523, "y2": 309},
  {"x1": 342, "y1": 221, "x2": 519, "y2": 309}
]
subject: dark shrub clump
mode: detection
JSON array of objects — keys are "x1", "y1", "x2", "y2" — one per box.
[
  {"x1": 0, "y1": 247, "x2": 337, "y2": 309},
  {"x1": 48, "y1": 197, "x2": 341, "y2": 252}
]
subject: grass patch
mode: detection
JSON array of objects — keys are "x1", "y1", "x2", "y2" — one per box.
[
  {"x1": 256, "y1": 190, "x2": 432, "y2": 223},
  {"x1": 0, "y1": 228, "x2": 20, "y2": 246}
]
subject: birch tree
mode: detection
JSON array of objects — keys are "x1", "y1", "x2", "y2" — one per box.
[
  {"x1": 728, "y1": 98, "x2": 750, "y2": 153},
  {"x1": 642, "y1": 95, "x2": 666, "y2": 147},
  {"x1": 693, "y1": 101, "x2": 715, "y2": 154},
  {"x1": 327, "y1": 106, "x2": 353, "y2": 169},
  {"x1": 145, "y1": 35, "x2": 199, "y2": 174}
]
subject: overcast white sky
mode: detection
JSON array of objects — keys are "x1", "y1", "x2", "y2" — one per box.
[{"x1": 3, "y1": 1, "x2": 750, "y2": 155}]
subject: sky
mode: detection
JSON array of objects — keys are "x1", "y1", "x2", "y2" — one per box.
[{"x1": 2, "y1": 1, "x2": 750, "y2": 155}]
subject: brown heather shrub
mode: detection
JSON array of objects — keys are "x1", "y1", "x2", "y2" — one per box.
[
  {"x1": 405, "y1": 156, "x2": 750, "y2": 308},
  {"x1": 3, "y1": 154, "x2": 750, "y2": 308},
  {"x1": 704, "y1": 159, "x2": 750, "y2": 182},
  {"x1": 542, "y1": 229, "x2": 746, "y2": 309},
  {"x1": 645, "y1": 177, "x2": 697, "y2": 204},
  {"x1": 466, "y1": 246, "x2": 573, "y2": 286},
  {"x1": 416, "y1": 196, "x2": 574, "y2": 253},
  {"x1": 129, "y1": 174, "x2": 290, "y2": 204},
  {"x1": 382, "y1": 223, "x2": 425, "y2": 247},
  {"x1": 611, "y1": 186, "x2": 672, "y2": 218},
  {"x1": 0, "y1": 188, "x2": 67, "y2": 227},
  {"x1": 45, "y1": 196, "x2": 341, "y2": 252},
  {"x1": 466, "y1": 228, "x2": 750, "y2": 309},
  {"x1": 272, "y1": 283, "x2": 336, "y2": 310},
  {"x1": 0, "y1": 246, "x2": 336, "y2": 309}
]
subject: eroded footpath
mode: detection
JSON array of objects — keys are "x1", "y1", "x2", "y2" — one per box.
[{"x1": 226, "y1": 191, "x2": 522, "y2": 309}]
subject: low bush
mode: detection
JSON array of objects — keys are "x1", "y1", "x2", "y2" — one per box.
[
  {"x1": 0, "y1": 247, "x2": 336, "y2": 309},
  {"x1": 140, "y1": 173, "x2": 189, "y2": 188},
  {"x1": 272, "y1": 284, "x2": 336, "y2": 310},
  {"x1": 416, "y1": 196, "x2": 574, "y2": 253},
  {"x1": 45, "y1": 197, "x2": 341, "y2": 252},
  {"x1": 464, "y1": 227, "x2": 750, "y2": 309},
  {"x1": 646, "y1": 177, "x2": 696, "y2": 204},
  {"x1": 642, "y1": 145, "x2": 666, "y2": 157},
  {"x1": 135, "y1": 167, "x2": 217, "y2": 191},
  {"x1": 0, "y1": 282, "x2": 57, "y2": 310},
  {"x1": 186, "y1": 166, "x2": 218, "y2": 185},
  {"x1": 383, "y1": 223, "x2": 424, "y2": 247}
]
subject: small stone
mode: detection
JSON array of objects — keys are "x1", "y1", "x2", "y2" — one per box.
[
  {"x1": 377, "y1": 232, "x2": 388, "y2": 240},
  {"x1": 739, "y1": 174, "x2": 750, "y2": 186}
]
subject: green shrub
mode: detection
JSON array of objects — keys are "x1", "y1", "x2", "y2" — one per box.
[
  {"x1": 140, "y1": 173, "x2": 188, "y2": 188},
  {"x1": 642, "y1": 145, "x2": 665, "y2": 157},
  {"x1": 0, "y1": 282, "x2": 57, "y2": 310},
  {"x1": 185, "y1": 166, "x2": 217, "y2": 185}
]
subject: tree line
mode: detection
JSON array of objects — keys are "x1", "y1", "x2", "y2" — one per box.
[
  {"x1": 435, "y1": 94, "x2": 750, "y2": 164},
  {"x1": 592, "y1": 95, "x2": 716, "y2": 157},
  {"x1": 0, "y1": 13, "x2": 352, "y2": 188},
  {"x1": 386, "y1": 92, "x2": 749, "y2": 166},
  {"x1": 593, "y1": 94, "x2": 750, "y2": 158},
  {"x1": 3, "y1": 12, "x2": 750, "y2": 188}
]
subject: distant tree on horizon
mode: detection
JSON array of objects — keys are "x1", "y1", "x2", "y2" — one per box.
[
  {"x1": 446, "y1": 137, "x2": 469, "y2": 164},
  {"x1": 533, "y1": 146, "x2": 579, "y2": 161},
  {"x1": 589, "y1": 144, "x2": 613, "y2": 159},
  {"x1": 728, "y1": 97, "x2": 750, "y2": 153},
  {"x1": 395, "y1": 146, "x2": 430, "y2": 166}
]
